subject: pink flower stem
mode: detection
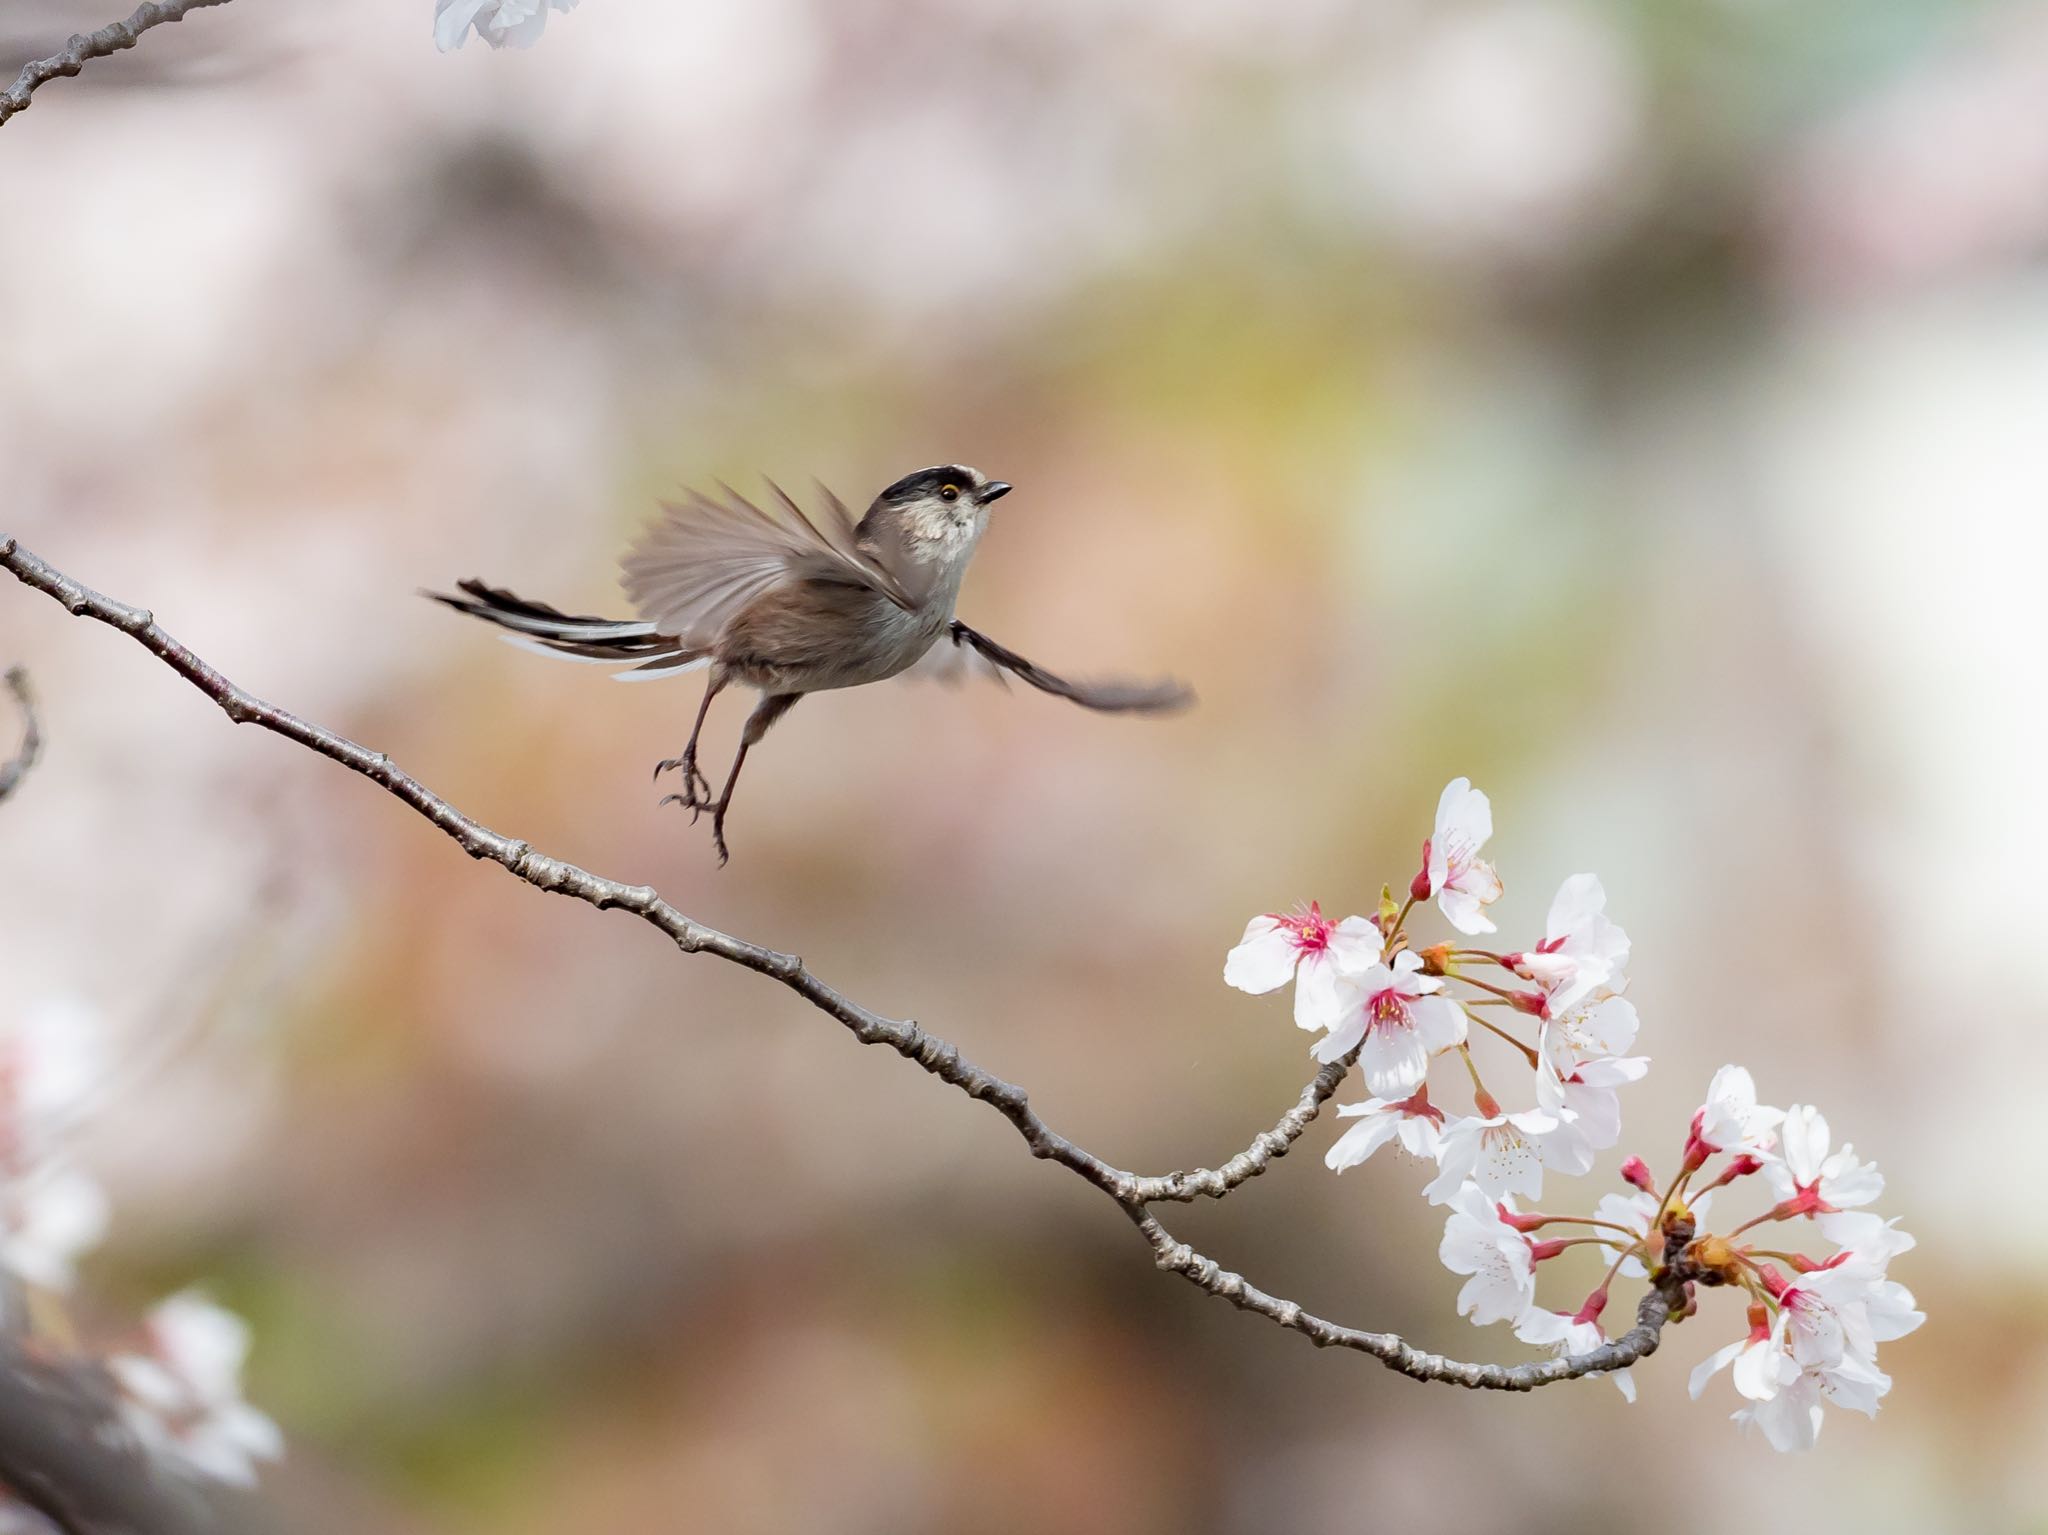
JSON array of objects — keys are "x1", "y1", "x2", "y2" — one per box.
[{"x1": 1462, "y1": 1009, "x2": 1539, "y2": 1067}]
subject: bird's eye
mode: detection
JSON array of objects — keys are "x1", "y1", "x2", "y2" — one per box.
[{"x1": 940, "y1": 485, "x2": 961, "y2": 502}]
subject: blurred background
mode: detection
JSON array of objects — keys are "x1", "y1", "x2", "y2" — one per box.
[{"x1": 1, "y1": 0, "x2": 2043, "y2": 1528}]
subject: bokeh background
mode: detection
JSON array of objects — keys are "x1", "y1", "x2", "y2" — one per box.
[{"x1": 2, "y1": 0, "x2": 2044, "y2": 1529}]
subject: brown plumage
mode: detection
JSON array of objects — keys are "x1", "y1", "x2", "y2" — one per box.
[{"x1": 428, "y1": 465, "x2": 1193, "y2": 864}]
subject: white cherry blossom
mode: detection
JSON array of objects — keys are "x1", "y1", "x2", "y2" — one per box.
[
  {"x1": 435, "y1": 0, "x2": 579, "y2": 51},
  {"x1": 1225, "y1": 904, "x2": 1382, "y2": 1032},
  {"x1": 1324, "y1": 1093, "x2": 1443, "y2": 1172},
  {"x1": 1439, "y1": 1183, "x2": 1536, "y2": 1327},
  {"x1": 1537, "y1": 994, "x2": 1645, "y2": 1087},
  {"x1": 1690, "y1": 1311, "x2": 1797, "y2": 1404},
  {"x1": 1534, "y1": 994, "x2": 1648, "y2": 1168},
  {"x1": 1512, "y1": 873, "x2": 1630, "y2": 1013},
  {"x1": 1732, "y1": 1351, "x2": 1892, "y2": 1452},
  {"x1": 1813, "y1": 1216, "x2": 1924, "y2": 1341},
  {"x1": 112, "y1": 1294, "x2": 283, "y2": 1488},
  {"x1": 1593, "y1": 1188, "x2": 1713, "y2": 1278},
  {"x1": 1420, "y1": 777, "x2": 1504, "y2": 935},
  {"x1": 1764, "y1": 1104, "x2": 1884, "y2": 1214},
  {"x1": 1775, "y1": 1262, "x2": 1885, "y2": 1376},
  {"x1": 1517, "y1": 1307, "x2": 1635, "y2": 1400},
  {"x1": 1424, "y1": 1106, "x2": 1566, "y2": 1205},
  {"x1": 1313, "y1": 950, "x2": 1467, "y2": 1094},
  {"x1": 1816, "y1": 1210, "x2": 1916, "y2": 1268},
  {"x1": 1689, "y1": 1065, "x2": 1785, "y2": 1162},
  {"x1": 1717, "y1": 1269, "x2": 1902, "y2": 1453}
]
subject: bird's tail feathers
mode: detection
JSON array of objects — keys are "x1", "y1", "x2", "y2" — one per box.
[{"x1": 426, "y1": 580, "x2": 706, "y2": 678}]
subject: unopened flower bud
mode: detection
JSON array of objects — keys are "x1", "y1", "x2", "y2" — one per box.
[
  {"x1": 1620, "y1": 1155, "x2": 1655, "y2": 1193},
  {"x1": 1409, "y1": 842, "x2": 1433, "y2": 903}
]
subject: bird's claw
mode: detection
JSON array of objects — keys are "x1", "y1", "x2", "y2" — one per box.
[
  {"x1": 653, "y1": 753, "x2": 711, "y2": 804},
  {"x1": 657, "y1": 790, "x2": 712, "y2": 825}
]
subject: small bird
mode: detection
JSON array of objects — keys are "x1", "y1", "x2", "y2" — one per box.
[{"x1": 428, "y1": 465, "x2": 1193, "y2": 863}]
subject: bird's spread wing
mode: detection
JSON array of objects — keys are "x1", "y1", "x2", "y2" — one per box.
[
  {"x1": 927, "y1": 620, "x2": 1196, "y2": 714},
  {"x1": 621, "y1": 481, "x2": 916, "y2": 647}
]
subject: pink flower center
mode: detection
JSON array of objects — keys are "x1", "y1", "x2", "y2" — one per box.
[
  {"x1": 1367, "y1": 987, "x2": 1410, "y2": 1032},
  {"x1": 1442, "y1": 836, "x2": 1479, "y2": 882},
  {"x1": 1276, "y1": 901, "x2": 1333, "y2": 954}
]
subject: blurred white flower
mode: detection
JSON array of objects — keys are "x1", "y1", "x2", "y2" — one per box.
[
  {"x1": 1419, "y1": 777, "x2": 1503, "y2": 935},
  {"x1": 1439, "y1": 1183, "x2": 1536, "y2": 1327},
  {"x1": 435, "y1": 0, "x2": 579, "y2": 52},
  {"x1": 1224, "y1": 903, "x2": 1381, "y2": 1031},
  {"x1": 0, "y1": 1169, "x2": 109, "y2": 1295},
  {"x1": 0, "y1": 997, "x2": 110, "y2": 1298},
  {"x1": 1324, "y1": 1093, "x2": 1443, "y2": 1173},
  {"x1": 1512, "y1": 873, "x2": 1629, "y2": 1013},
  {"x1": 112, "y1": 1294, "x2": 282, "y2": 1488},
  {"x1": 1767, "y1": 9, "x2": 2048, "y2": 299},
  {"x1": 1313, "y1": 950, "x2": 1466, "y2": 1093},
  {"x1": 1321, "y1": 0, "x2": 1646, "y2": 266},
  {"x1": 0, "y1": 996, "x2": 105, "y2": 1162},
  {"x1": 1764, "y1": 1104, "x2": 1884, "y2": 1215}
]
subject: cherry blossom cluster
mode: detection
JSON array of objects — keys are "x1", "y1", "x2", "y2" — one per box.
[
  {"x1": 1226, "y1": 777, "x2": 1922, "y2": 1448},
  {"x1": 0, "y1": 998, "x2": 281, "y2": 1493}
]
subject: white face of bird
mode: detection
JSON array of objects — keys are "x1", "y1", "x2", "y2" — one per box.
[{"x1": 868, "y1": 464, "x2": 1013, "y2": 564}]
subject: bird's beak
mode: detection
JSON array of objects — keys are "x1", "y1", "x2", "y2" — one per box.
[{"x1": 979, "y1": 481, "x2": 1013, "y2": 504}]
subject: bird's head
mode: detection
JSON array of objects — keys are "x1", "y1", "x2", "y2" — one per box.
[{"x1": 862, "y1": 464, "x2": 1012, "y2": 562}]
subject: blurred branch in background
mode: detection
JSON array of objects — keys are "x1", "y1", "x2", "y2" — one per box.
[
  {"x1": 0, "y1": 1335, "x2": 214, "y2": 1535},
  {"x1": 0, "y1": 669, "x2": 38, "y2": 806},
  {"x1": 0, "y1": 534, "x2": 1689, "y2": 1402},
  {"x1": 0, "y1": 0, "x2": 233, "y2": 128}
]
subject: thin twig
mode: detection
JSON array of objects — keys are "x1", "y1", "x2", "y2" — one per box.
[
  {"x1": 1125, "y1": 1055, "x2": 1354, "y2": 1202},
  {"x1": 0, "y1": 667, "x2": 39, "y2": 804},
  {"x1": 0, "y1": 534, "x2": 1676, "y2": 1393},
  {"x1": 0, "y1": 0, "x2": 236, "y2": 129}
]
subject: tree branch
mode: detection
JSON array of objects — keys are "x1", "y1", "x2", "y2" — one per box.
[
  {"x1": 0, "y1": 1336, "x2": 213, "y2": 1535},
  {"x1": 0, "y1": 0, "x2": 235, "y2": 129},
  {"x1": 0, "y1": 534, "x2": 1677, "y2": 1396},
  {"x1": 0, "y1": 667, "x2": 39, "y2": 805}
]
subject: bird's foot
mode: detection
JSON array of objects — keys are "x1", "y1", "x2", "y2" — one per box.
[
  {"x1": 652, "y1": 751, "x2": 712, "y2": 806},
  {"x1": 657, "y1": 790, "x2": 711, "y2": 823},
  {"x1": 655, "y1": 786, "x2": 733, "y2": 865}
]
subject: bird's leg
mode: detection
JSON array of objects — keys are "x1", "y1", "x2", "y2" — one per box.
[
  {"x1": 704, "y1": 692, "x2": 801, "y2": 866},
  {"x1": 655, "y1": 670, "x2": 727, "y2": 811}
]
